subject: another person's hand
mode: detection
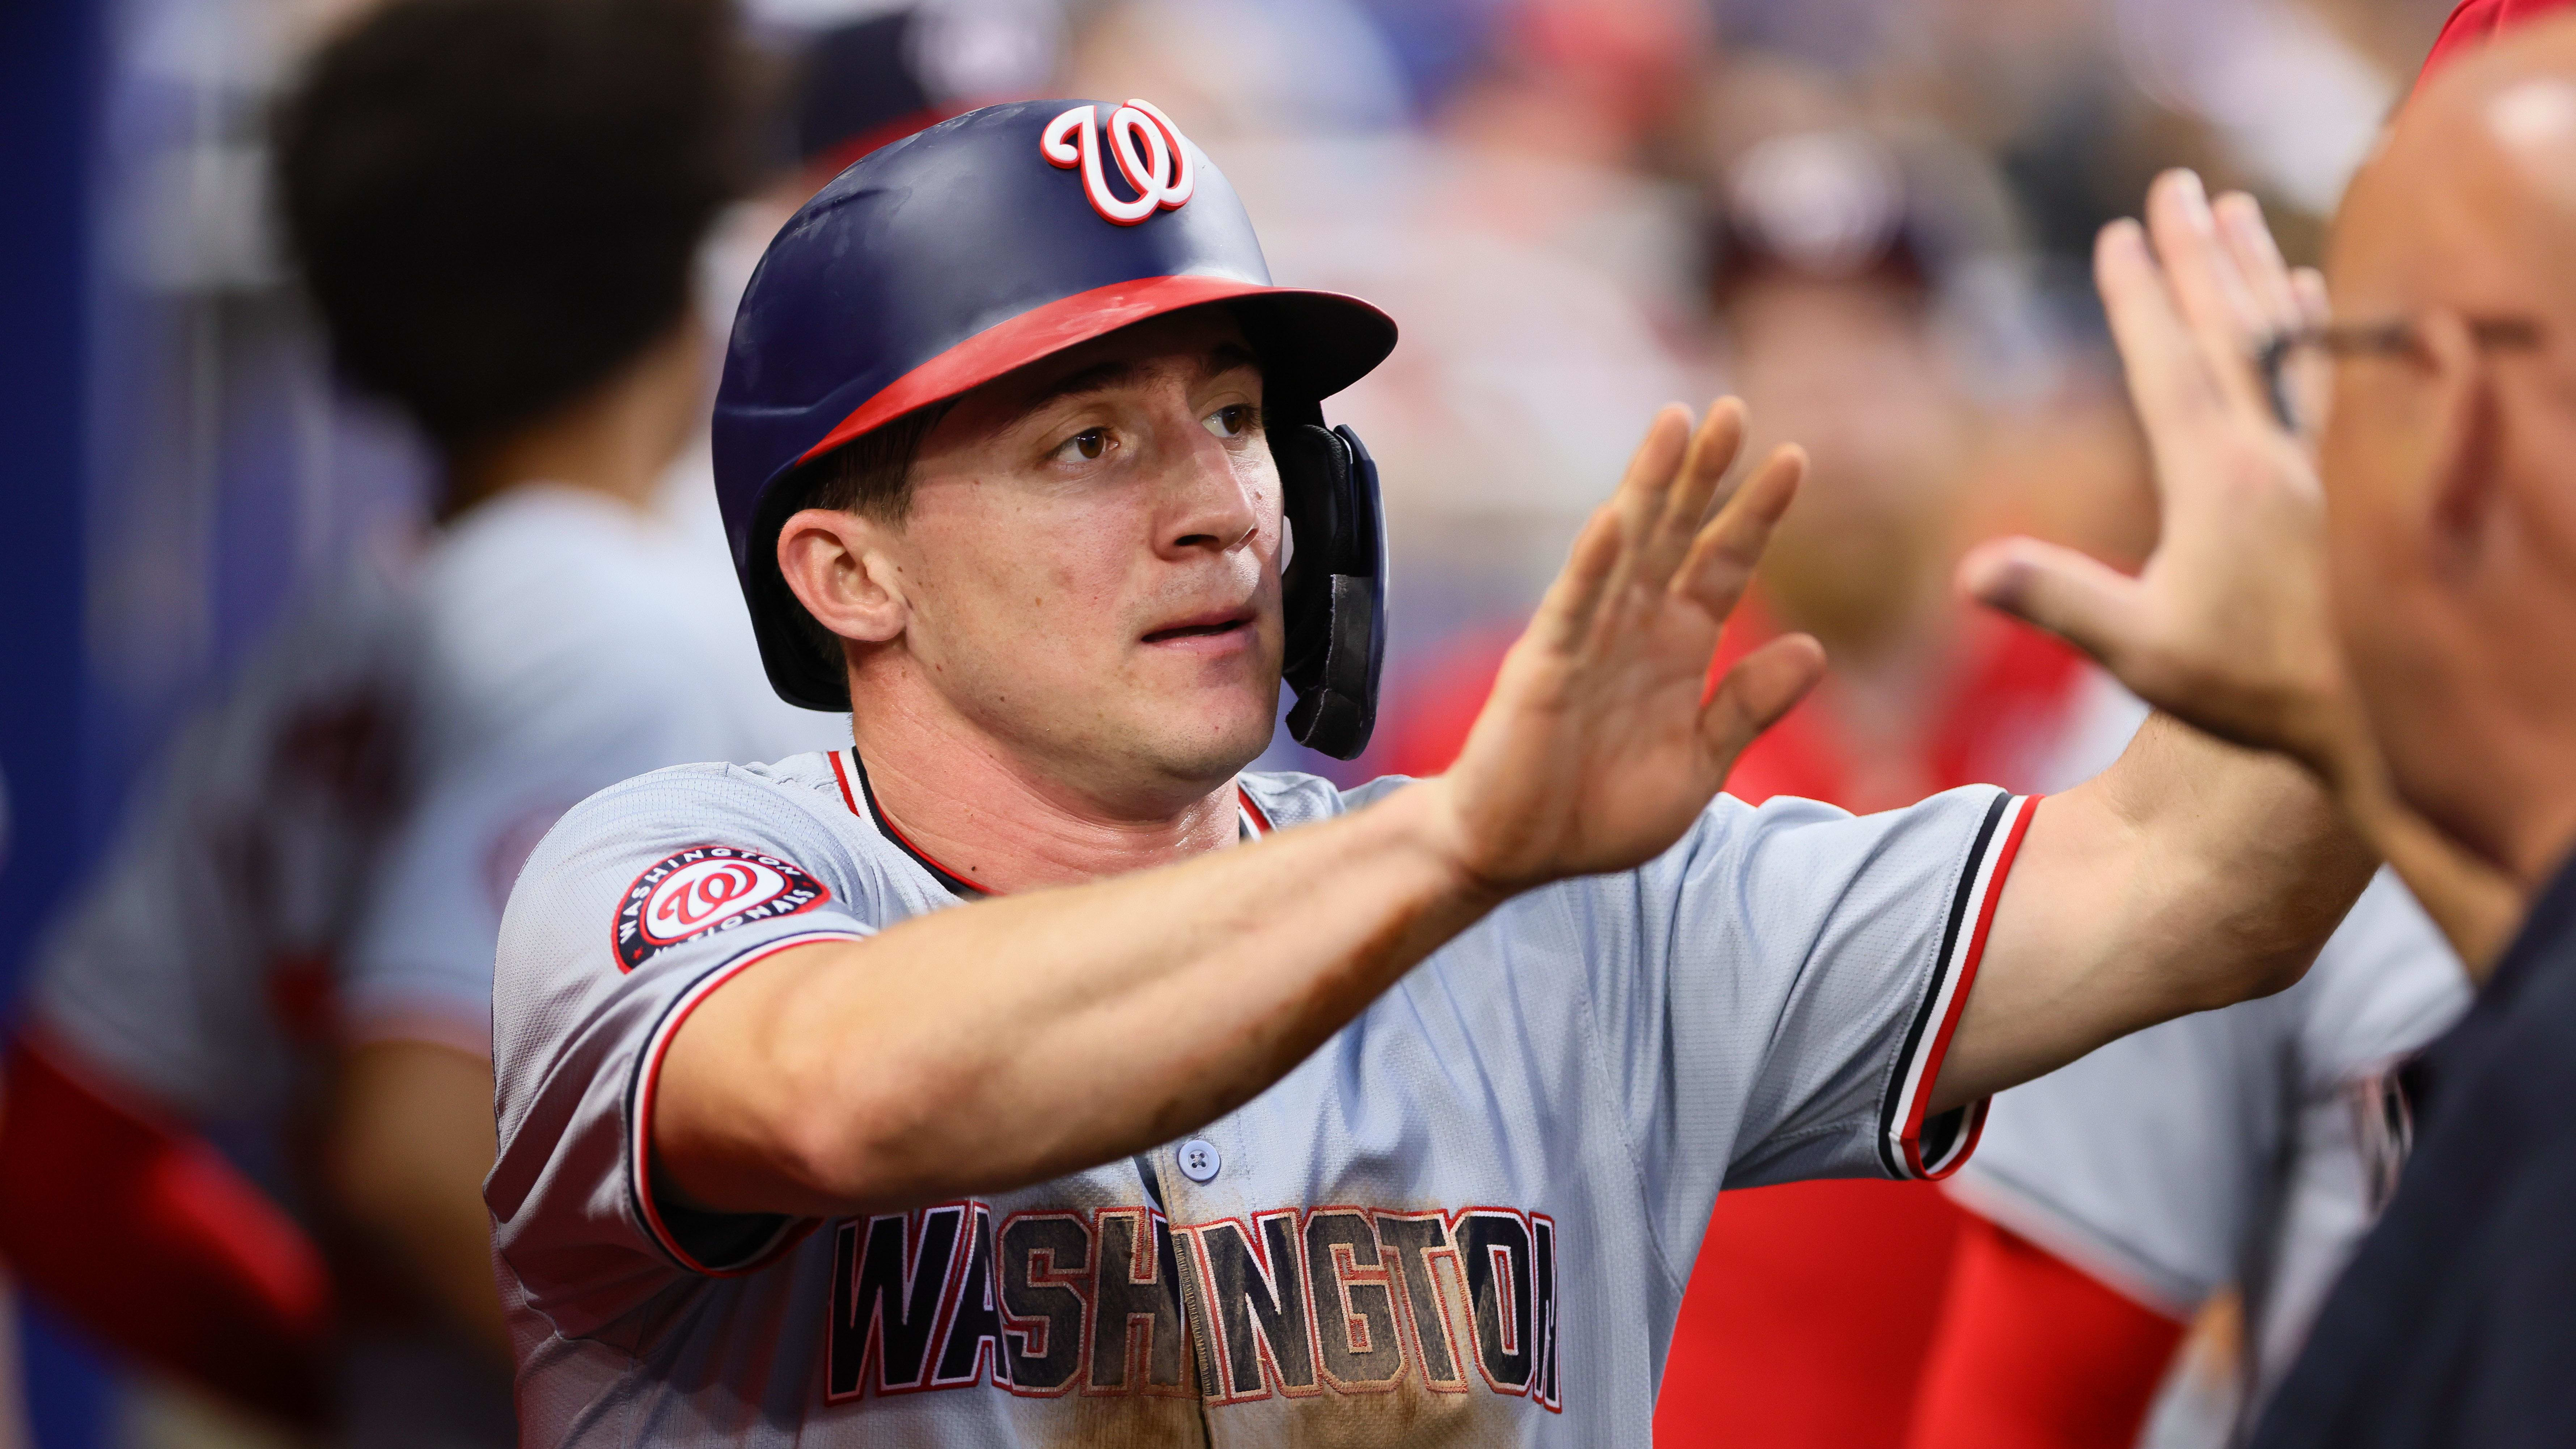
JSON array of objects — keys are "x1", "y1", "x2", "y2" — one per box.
[
  {"x1": 1960, "y1": 171, "x2": 2365, "y2": 780},
  {"x1": 1432, "y1": 398, "x2": 1825, "y2": 893},
  {"x1": 1961, "y1": 170, "x2": 2522, "y2": 971}
]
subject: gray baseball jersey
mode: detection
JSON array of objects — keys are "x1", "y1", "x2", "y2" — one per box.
[
  {"x1": 1947, "y1": 870, "x2": 2469, "y2": 1433},
  {"x1": 489, "y1": 746, "x2": 2036, "y2": 1445}
]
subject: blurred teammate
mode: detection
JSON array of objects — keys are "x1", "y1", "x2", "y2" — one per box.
[
  {"x1": 288, "y1": 2, "x2": 856, "y2": 1429},
  {"x1": 0, "y1": 0, "x2": 845, "y2": 1438},
  {"x1": 1660, "y1": 127, "x2": 2108, "y2": 1449}
]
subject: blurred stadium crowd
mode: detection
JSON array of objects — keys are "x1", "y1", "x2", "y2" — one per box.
[{"x1": 0, "y1": 0, "x2": 2471, "y2": 1446}]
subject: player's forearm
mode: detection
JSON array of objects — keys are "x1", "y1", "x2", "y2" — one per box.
[
  {"x1": 1936, "y1": 714, "x2": 2374, "y2": 1109},
  {"x1": 2094, "y1": 718, "x2": 2377, "y2": 1011},
  {"x1": 656, "y1": 780, "x2": 1500, "y2": 1219},
  {"x1": 326, "y1": 1041, "x2": 515, "y2": 1368}
]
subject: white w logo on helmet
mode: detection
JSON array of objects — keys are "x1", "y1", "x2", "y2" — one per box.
[{"x1": 1040, "y1": 99, "x2": 1196, "y2": 226}]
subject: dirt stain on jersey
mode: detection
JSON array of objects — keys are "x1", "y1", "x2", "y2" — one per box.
[{"x1": 1021, "y1": 1382, "x2": 1519, "y2": 1449}]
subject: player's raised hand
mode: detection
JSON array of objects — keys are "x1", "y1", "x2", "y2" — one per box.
[
  {"x1": 1958, "y1": 170, "x2": 2365, "y2": 778},
  {"x1": 1430, "y1": 398, "x2": 1825, "y2": 894}
]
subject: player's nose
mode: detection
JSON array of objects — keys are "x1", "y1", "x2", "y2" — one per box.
[{"x1": 1152, "y1": 413, "x2": 1262, "y2": 559}]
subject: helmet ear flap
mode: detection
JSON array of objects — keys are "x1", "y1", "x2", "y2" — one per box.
[{"x1": 1272, "y1": 416, "x2": 1386, "y2": 760}]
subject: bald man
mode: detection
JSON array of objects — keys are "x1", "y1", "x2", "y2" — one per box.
[{"x1": 1957, "y1": 16, "x2": 2576, "y2": 1446}]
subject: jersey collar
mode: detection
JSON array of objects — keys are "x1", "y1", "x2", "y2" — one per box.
[{"x1": 826, "y1": 747, "x2": 1271, "y2": 901}]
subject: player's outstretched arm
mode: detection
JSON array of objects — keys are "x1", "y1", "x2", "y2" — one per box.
[
  {"x1": 654, "y1": 401, "x2": 1825, "y2": 1220},
  {"x1": 1924, "y1": 174, "x2": 2414, "y2": 1111},
  {"x1": 1956, "y1": 168, "x2": 2516, "y2": 976}
]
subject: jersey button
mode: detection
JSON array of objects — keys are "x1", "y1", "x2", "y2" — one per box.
[{"x1": 1177, "y1": 1138, "x2": 1222, "y2": 1183}]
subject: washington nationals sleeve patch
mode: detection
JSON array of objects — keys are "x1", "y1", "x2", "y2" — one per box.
[{"x1": 613, "y1": 844, "x2": 829, "y2": 971}]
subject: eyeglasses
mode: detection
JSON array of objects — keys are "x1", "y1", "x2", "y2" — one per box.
[{"x1": 2256, "y1": 317, "x2": 2544, "y2": 431}]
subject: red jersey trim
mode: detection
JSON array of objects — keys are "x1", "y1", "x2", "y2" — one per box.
[
  {"x1": 628, "y1": 928, "x2": 868, "y2": 1275},
  {"x1": 836, "y1": 749, "x2": 992, "y2": 898},
  {"x1": 1879, "y1": 792, "x2": 2039, "y2": 1181},
  {"x1": 827, "y1": 748, "x2": 861, "y2": 815},
  {"x1": 1236, "y1": 787, "x2": 1275, "y2": 836}
]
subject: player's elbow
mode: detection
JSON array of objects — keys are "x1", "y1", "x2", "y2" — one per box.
[
  {"x1": 2192, "y1": 930, "x2": 2323, "y2": 1010},
  {"x1": 2160, "y1": 844, "x2": 2347, "y2": 1012},
  {"x1": 2092, "y1": 830, "x2": 2349, "y2": 1019},
  {"x1": 761, "y1": 1114, "x2": 910, "y2": 1214}
]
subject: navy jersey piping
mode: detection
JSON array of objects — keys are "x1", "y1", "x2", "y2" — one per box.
[{"x1": 1874, "y1": 789, "x2": 2011, "y2": 1177}]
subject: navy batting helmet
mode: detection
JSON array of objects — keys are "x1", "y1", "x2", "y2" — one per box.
[{"x1": 712, "y1": 97, "x2": 1398, "y2": 758}]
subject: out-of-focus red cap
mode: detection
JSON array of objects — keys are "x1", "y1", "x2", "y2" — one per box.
[{"x1": 2417, "y1": 0, "x2": 2576, "y2": 95}]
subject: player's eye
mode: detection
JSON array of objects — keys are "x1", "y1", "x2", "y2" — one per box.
[
  {"x1": 1054, "y1": 427, "x2": 1109, "y2": 464},
  {"x1": 1202, "y1": 404, "x2": 1254, "y2": 440}
]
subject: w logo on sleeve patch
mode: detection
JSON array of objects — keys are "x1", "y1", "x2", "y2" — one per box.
[{"x1": 614, "y1": 845, "x2": 828, "y2": 971}]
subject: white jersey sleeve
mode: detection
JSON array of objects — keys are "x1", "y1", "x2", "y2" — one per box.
[
  {"x1": 342, "y1": 489, "x2": 847, "y2": 1055},
  {"x1": 1947, "y1": 871, "x2": 2470, "y2": 1332},
  {"x1": 487, "y1": 760, "x2": 882, "y2": 1343},
  {"x1": 24, "y1": 553, "x2": 411, "y2": 1119}
]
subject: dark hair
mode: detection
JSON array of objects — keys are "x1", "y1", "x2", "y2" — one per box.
[
  {"x1": 774, "y1": 402, "x2": 952, "y2": 677},
  {"x1": 798, "y1": 402, "x2": 952, "y2": 525},
  {"x1": 273, "y1": 0, "x2": 759, "y2": 452}
]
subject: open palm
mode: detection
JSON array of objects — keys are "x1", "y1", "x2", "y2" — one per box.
[
  {"x1": 1432, "y1": 399, "x2": 1825, "y2": 894},
  {"x1": 1960, "y1": 172, "x2": 2356, "y2": 774}
]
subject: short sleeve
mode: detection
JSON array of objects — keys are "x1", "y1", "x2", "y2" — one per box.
[
  {"x1": 483, "y1": 765, "x2": 877, "y2": 1343},
  {"x1": 343, "y1": 742, "x2": 637, "y2": 1056},
  {"x1": 1562, "y1": 784, "x2": 2036, "y2": 1268}
]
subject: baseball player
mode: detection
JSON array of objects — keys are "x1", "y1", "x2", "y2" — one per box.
[
  {"x1": 486, "y1": 98, "x2": 2384, "y2": 1444},
  {"x1": 0, "y1": 0, "x2": 844, "y2": 1436}
]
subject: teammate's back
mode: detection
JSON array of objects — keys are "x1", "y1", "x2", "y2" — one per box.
[{"x1": 0, "y1": 0, "x2": 843, "y2": 1436}]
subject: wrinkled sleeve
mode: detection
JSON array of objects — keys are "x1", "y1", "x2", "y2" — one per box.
[
  {"x1": 1561, "y1": 785, "x2": 2037, "y2": 1268},
  {"x1": 484, "y1": 766, "x2": 876, "y2": 1342}
]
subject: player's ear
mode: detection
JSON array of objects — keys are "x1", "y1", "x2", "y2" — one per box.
[{"x1": 778, "y1": 507, "x2": 910, "y2": 645}]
